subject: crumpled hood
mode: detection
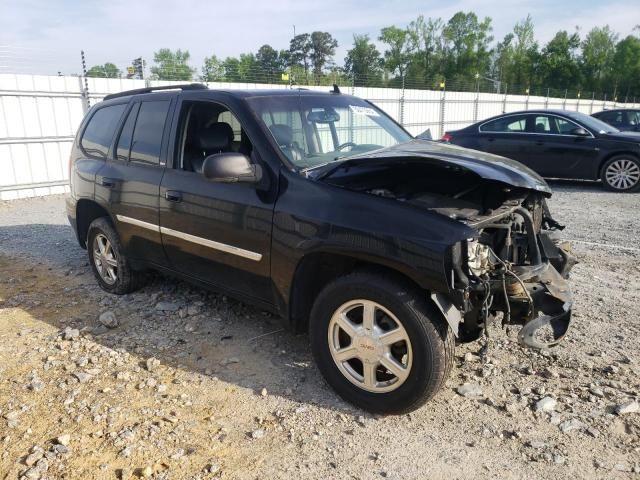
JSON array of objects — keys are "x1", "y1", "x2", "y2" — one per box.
[{"x1": 319, "y1": 140, "x2": 552, "y2": 195}]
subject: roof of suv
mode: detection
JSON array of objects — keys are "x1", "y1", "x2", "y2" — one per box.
[{"x1": 103, "y1": 83, "x2": 342, "y2": 101}]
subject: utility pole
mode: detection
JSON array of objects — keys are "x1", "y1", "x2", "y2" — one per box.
[
  {"x1": 289, "y1": 25, "x2": 296, "y2": 89},
  {"x1": 80, "y1": 50, "x2": 90, "y2": 111}
]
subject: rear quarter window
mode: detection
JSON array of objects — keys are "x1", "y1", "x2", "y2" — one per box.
[
  {"x1": 80, "y1": 104, "x2": 127, "y2": 158},
  {"x1": 480, "y1": 115, "x2": 528, "y2": 133}
]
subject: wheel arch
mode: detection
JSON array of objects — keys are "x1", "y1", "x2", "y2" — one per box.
[
  {"x1": 76, "y1": 199, "x2": 113, "y2": 249},
  {"x1": 598, "y1": 150, "x2": 640, "y2": 179},
  {"x1": 288, "y1": 251, "x2": 454, "y2": 335}
]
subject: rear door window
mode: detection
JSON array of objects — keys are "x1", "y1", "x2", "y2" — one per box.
[
  {"x1": 531, "y1": 116, "x2": 552, "y2": 133},
  {"x1": 115, "y1": 103, "x2": 140, "y2": 162},
  {"x1": 80, "y1": 104, "x2": 127, "y2": 158},
  {"x1": 129, "y1": 100, "x2": 171, "y2": 166},
  {"x1": 480, "y1": 115, "x2": 528, "y2": 133}
]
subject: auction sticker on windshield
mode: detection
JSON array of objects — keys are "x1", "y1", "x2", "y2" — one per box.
[{"x1": 349, "y1": 105, "x2": 380, "y2": 117}]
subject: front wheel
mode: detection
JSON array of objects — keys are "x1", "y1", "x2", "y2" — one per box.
[
  {"x1": 601, "y1": 155, "x2": 640, "y2": 192},
  {"x1": 309, "y1": 273, "x2": 454, "y2": 414}
]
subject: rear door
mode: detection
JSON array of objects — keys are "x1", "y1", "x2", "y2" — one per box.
[
  {"x1": 476, "y1": 114, "x2": 533, "y2": 165},
  {"x1": 73, "y1": 101, "x2": 128, "y2": 210},
  {"x1": 158, "y1": 95, "x2": 275, "y2": 304},
  {"x1": 95, "y1": 95, "x2": 175, "y2": 267}
]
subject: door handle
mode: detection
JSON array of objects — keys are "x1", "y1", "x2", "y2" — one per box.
[
  {"x1": 100, "y1": 177, "x2": 117, "y2": 188},
  {"x1": 535, "y1": 141, "x2": 544, "y2": 146},
  {"x1": 165, "y1": 190, "x2": 182, "y2": 202},
  {"x1": 487, "y1": 138, "x2": 495, "y2": 142}
]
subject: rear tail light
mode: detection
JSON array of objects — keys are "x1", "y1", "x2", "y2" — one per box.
[{"x1": 441, "y1": 132, "x2": 453, "y2": 142}]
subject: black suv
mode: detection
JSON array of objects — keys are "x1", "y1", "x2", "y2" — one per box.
[{"x1": 67, "y1": 84, "x2": 575, "y2": 413}]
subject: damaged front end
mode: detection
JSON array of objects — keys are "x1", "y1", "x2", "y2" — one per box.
[
  {"x1": 453, "y1": 196, "x2": 576, "y2": 349},
  {"x1": 314, "y1": 141, "x2": 577, "y2": 349}
]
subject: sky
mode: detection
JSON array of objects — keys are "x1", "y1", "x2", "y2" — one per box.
[{"x1": 1, "y1": 0, "x2": 639, "y2": 76}]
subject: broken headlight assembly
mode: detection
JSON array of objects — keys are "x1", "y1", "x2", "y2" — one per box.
[{"x1": 453, "y1": 201, "x2": 576, "y2": 350}]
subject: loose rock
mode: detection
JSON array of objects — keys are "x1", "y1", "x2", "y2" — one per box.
[
  {"x1": 457, "y1": 383, "x2": 483, "y2": 398},
  {"x1": 98, "y1": 310, "x2": 119, "y2": 328},
  {"x1": 155, "y1": 302, "x2": 179, "y2": 312},
  {"x1": 535, "y1": 397, "x2": 557, "y2": 412},
  {"x1": 559, "y1": 418, "x2": 586, "y2": 433},
  {"x1": 62, "y1": 327, "x2": 79, "y2": 341},
  {"x1": 616, "y1": 400, "x2": 639, "y2": 415}
]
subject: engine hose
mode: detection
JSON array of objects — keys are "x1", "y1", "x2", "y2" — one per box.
[{"x1": 514, "y1": 207, "x2": 542, "y2": 265}]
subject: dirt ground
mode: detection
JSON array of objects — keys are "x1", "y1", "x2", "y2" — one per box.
[{"x1": 0, "y1": 182, "x2": 639, "y2": 479}]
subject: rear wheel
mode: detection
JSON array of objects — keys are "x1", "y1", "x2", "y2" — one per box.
[
  {"x1": 309, "y1": 272, "x2": 454, "y2": 414},
  {"x1": 87, "y1": 217, "x2": 141, "y2": 294},
  {"x1": 601, "y1": 155, "x2": 640, "y2": 192}
]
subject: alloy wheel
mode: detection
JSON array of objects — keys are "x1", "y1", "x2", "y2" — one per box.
[
  {"x1": 605, "y1": 159, "x2": 640, "y2": 190},
  {"x1": 93, "y1": 233, "x2": 118, "y2": 285},
  {"x1": 328, "y1": 299, "x2": 413, "y2": 393}
]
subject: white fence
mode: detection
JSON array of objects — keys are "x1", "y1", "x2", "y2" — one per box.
[{"x1": 1, "y1": 73, "x2": 638, "y2": 200}]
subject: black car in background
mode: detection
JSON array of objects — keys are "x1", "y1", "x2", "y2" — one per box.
[
  {"x1": 592, "y1": 109, "x2": 640, "y2": 132},
  {"x1": 443, "y1": 110, "x2": 640, "y2": 192}
]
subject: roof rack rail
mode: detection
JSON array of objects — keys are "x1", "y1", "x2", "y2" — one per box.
[{"x1": 103, "y1": 83, "x2": 207, "y2": 101}]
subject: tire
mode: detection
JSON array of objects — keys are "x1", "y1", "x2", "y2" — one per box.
[
  {"x1": 309, "y1": 272, "x2": 454, "y2": 414},
  {"x1": 87, "y1": 217, "x2": 141, "y2": 294},
  {"x1": 601, "y1": 155, "x2": 640, "y2": 192}
]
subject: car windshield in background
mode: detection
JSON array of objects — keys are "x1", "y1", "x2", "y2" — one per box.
[
  {"x1": 247, "y1": 95, "x2": 412, "y2": 170},
  {"x1": 567, "y1": 111, "x2": 620, "y2": 134}
]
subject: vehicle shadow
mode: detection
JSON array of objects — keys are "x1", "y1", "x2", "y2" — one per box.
[
  {"x1": 0, "y1": 223, "x2": 357, "y2": 414},
  {"x1": 545, "y1": 177, "x2": 638, "y2": 194}
]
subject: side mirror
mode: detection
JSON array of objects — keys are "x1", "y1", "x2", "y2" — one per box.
[
  {"x1": 415, "y1": 128, "x2": 433, "y2": 140},
  {"x1": 571, "y1": 127, "x2": 590, "y2": 137},
  {"x1": 202, "y1": 153, "x2": 262, "y2": 184}
]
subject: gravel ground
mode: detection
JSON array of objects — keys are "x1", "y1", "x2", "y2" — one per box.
[{"x1": 0, "y1": 182, "x2": 638, "y2": 480}]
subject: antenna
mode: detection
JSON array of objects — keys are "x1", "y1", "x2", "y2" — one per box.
[{"x1": 331, "y1": 84, "x2": 341, "y2": 94}]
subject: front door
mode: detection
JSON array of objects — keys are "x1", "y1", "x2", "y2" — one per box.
[{"x1": 158, "y1": 99, "x2": 275, "y2": 303}]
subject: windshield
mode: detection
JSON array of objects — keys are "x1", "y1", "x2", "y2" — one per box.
[
  {"x1": 566, "y1": 111, "x2": 620, "y2": 134},
  {"x1": 247, "y1": 94, "x2": 412, "y2": 170}
]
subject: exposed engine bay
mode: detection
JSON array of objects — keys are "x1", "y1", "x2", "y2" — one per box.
[{"x1": 322, "y1": 159, "x2": 576, "y2": 349}]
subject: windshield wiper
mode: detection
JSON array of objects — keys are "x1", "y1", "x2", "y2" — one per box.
[
  {"x1": 308, "y1": 158, "x2": 358, "y2": 181},
  {"x1": 300, "y1": 155, "x2": 349, "y2": 175}
]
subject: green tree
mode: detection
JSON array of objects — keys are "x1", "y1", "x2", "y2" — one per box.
[
  {"x1": 222, "y1": 57, "x2": 241, "y2": 82},
  {"x1": 407, "y1": 15, "x2": 445, "y2": 84},
  {"x1": 86, "y1": 62, "x2": 121, "y2": 78},
  {"x1": 151, "y1": 49, "x2": 194, "y2": 81},
  {"x1": 493, "y1": 15, "x2": 538, "y2": 93},
  {"x1": 442, "y1": 12, "x2": 494, "y2": 86},
  {"x1": 256, "y1": 44, "x2": 282, "y2": 81},
  {"x1": 611, "y1": 34, "x2": 640, "y2": 98},
  {"x1": 238, "y1": 53, "x2": 258, "y2": 81},
  {"x1": 344, "y1": 34, "x2": 383, "y2": 85},
  {"x1": 538, "y1": 31, "x2": 581, "y2": 91},
  {"x1": 310, "y1": 31, "x2": 338, "y2": 76},
  {"x1": 379, "y1": 26, "x2": 414, "y2": 80},
  {"x1": 201, "y1": 55, "x2": 224, "y2": 82},
  {"x1": 580, "y1": 26, "x2": 618, "y2": 93},
  {"x1": 289, "y1": 33, "x2": 312, "y2": 75}
]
